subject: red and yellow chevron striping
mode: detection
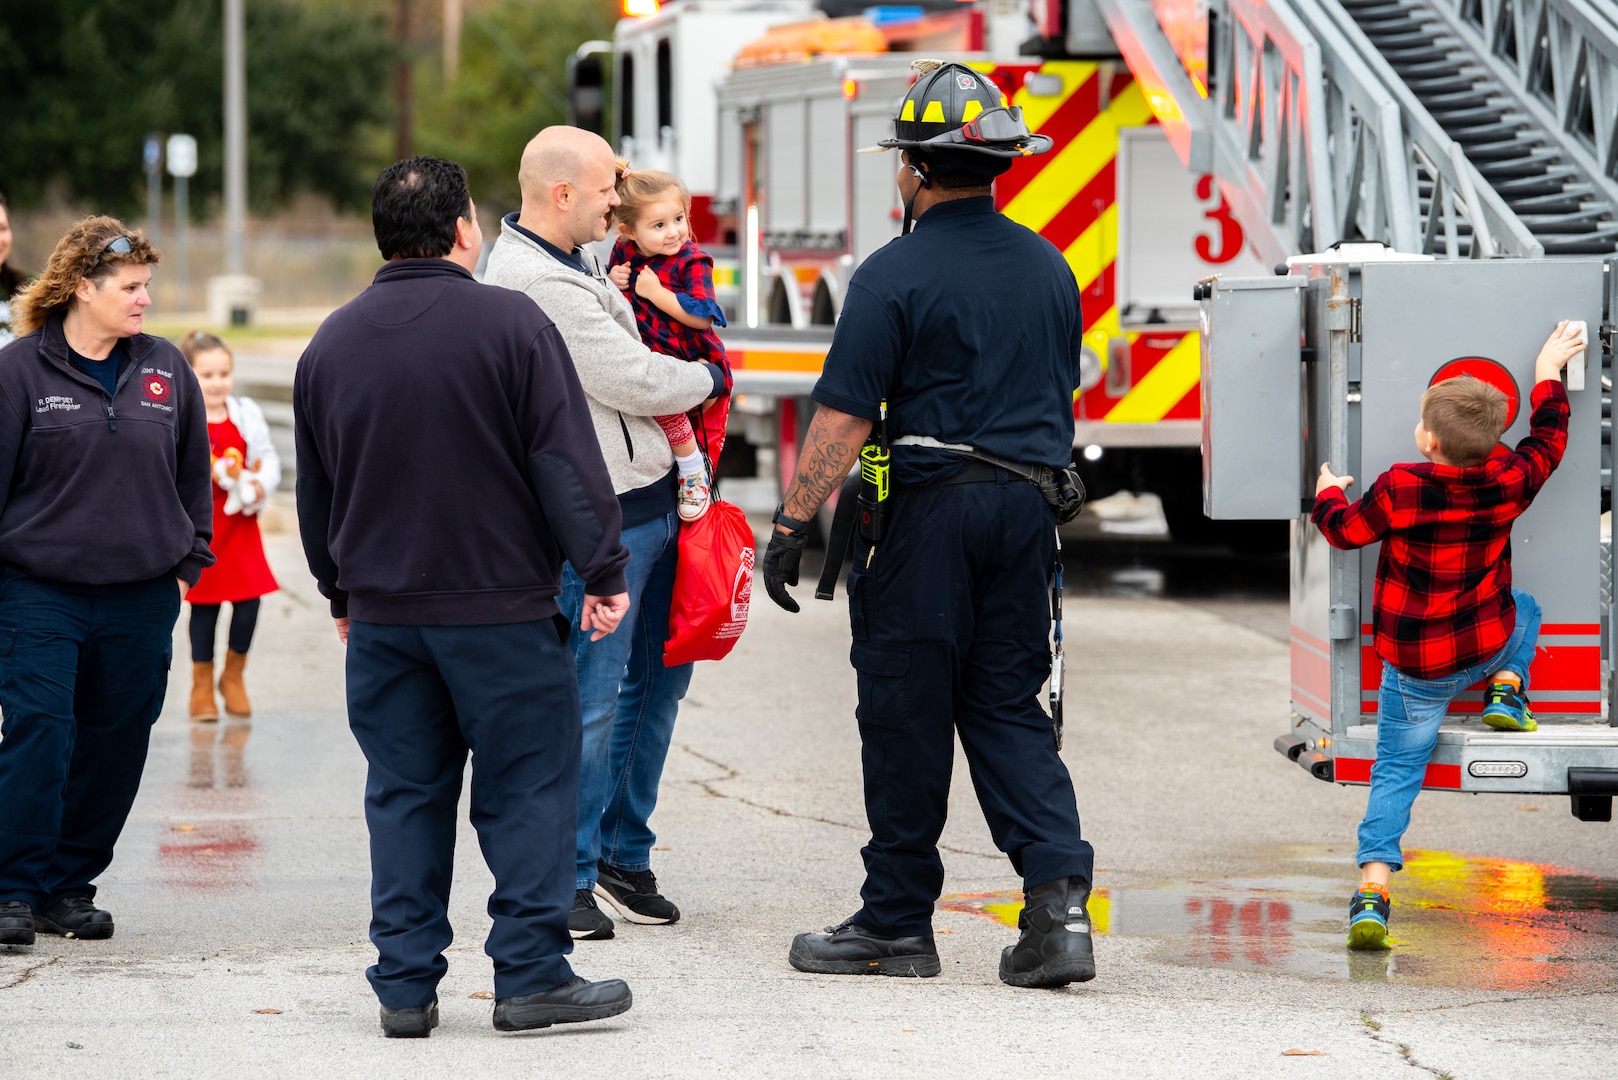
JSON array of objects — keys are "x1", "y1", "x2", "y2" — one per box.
[{"x1": 995, "y1": 61, "x2": 1200, "y2": 428}]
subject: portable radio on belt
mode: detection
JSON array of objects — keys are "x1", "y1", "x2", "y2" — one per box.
[
  {"x1": 857, "y1": 399, "x2": 891, "y2": 555},
  {"x1": 1049, "y1": 529, "x2": 1066, "y2": 751}
]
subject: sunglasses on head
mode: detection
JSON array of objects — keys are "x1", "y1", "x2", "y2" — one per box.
[{"x1": 89, "y1": 235, "x2": 134, "y2": 270}]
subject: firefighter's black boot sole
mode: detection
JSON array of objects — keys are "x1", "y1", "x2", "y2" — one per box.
[
  {"x1": 998, "y1": 948, "x2": 1096, "y2": 988},
  {"x1": 998, "y1": 876, "x2": 1097, "y2": 988},
  {"x1": 492, "y1": 977, "x2": 632, "y2": 1031},
  {"x1": 788, "y1": 930, "x2": 941, "y2": 977},
  {"x1": 379, "y1": 999, "x2": 439, "y2": 1038}
]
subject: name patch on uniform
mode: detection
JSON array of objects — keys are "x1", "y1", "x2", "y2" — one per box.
[{"x1": 36, "y1": 395, "x2": 81, "y2": 413}]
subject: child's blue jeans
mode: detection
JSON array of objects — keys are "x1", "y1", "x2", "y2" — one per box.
[{"x1": 1356, "y1": 589, "x2": 1541, "y2": 872}]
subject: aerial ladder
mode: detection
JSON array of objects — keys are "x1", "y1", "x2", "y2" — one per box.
[{"x1": 1095, "y1": 0, "x2": 1618, "y2": 816}]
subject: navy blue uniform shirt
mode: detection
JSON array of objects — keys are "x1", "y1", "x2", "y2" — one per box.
[{"x1": 811, "y1": 196, "x2": 1083, "y2": 485}]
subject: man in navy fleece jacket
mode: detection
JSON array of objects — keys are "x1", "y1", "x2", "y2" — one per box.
[{"x1": 294, "y1": 156, "x2": 635, "y2": 1038}]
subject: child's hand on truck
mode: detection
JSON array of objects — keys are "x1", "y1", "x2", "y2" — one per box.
[{"x1": 1317, "y1": 462, "x2": 1353, "y2": 496}]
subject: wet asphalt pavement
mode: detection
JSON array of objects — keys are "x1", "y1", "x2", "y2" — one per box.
[{"x1": 2, "y1": 497, "x2": 1616, "y2": 1079}]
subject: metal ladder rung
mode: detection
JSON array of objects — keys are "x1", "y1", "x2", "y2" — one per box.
[
  {"x1": 1537, "y1": 235, "x2": 1618, "y2": 255},
  {"x1": 1423, "y1": 104, "x2": 1512, "y2": 125},
  {"x1": 1394, "y1": 57, "x2": 1484, "y2": 77},
  {"x1": 1372, "y1": 30, "x2": 1457, "y2": 50},
  {"x1": 1379, "y1": 45, "x2": 1468, "y2": 66},
  {"x1": 1451, "y1": 121, "x2": 1535, "y2": 144},
  {"x1": 1506, "y1": 187, "x2": 1597, "y2": 212},
  {"x1": 1515, "y1": 209, "x2": 1615, "y2": 229},
  {"x1": 1420, "y1": 89, "x2": 1505, "y2": 109},
  {"x1": 1400, "y1": 73, "x2": 1488, "y2": 95}
]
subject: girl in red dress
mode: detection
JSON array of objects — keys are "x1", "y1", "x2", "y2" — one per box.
[{"x1": 180, "y1": 332, "x2": 279, "y2": 721}]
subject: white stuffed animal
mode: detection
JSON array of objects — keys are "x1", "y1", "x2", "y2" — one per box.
[{"x1": 212, "y1": 448, "x2": 269, "y2": 517}]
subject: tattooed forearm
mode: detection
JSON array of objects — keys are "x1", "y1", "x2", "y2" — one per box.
[{"x1": 781, "y1": 406, "x2": 873, "y2": 525}]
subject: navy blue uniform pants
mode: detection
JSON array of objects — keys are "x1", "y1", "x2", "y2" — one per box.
[
  {"x1": 845, "y1": 472, "x2": 1094, "y2": 937},
  {"x1": 0, "y1": 569, "x2": 179, "y2": 909},
  {"x1": 345, "y1": 617, "x2": 580, "y2": 1009}
]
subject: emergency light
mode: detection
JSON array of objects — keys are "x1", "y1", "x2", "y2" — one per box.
[{"x1": 623, "y1": 0, "x2": 659, "y2": 17}]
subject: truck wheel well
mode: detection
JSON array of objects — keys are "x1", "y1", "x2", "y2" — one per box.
[
  {"x1": 767, "y1": 277, "x2": 794, "y2": 326},
  {"x1": 811, "y1": 279, "x2": 837, "y2": 325}
]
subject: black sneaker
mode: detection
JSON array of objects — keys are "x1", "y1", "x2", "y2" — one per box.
[
  {"x1": 0, "y1": 900, "x2": 35, "y2": 946},
  {"x1": 569, "y1": 888, "x2": 615, "y2": 940},
  {"x1": 37, "y1": 896, "x2": 114, "y2": 940},
  {"x1": 999, "y1": 877, "x2": 1096, "y2": 988},
  {"x1": 594, "y1": 864, "x2": 680, "y2": 925},
  {"x1": 380, "y1": 997, "x2": 439, "y2": 1038},
  {"x1": 492, "y1": 975, "x2": 632, "y2": 1032},
  {"x1": 788, "y1": 918, "x2": 941, "y2": 977}
]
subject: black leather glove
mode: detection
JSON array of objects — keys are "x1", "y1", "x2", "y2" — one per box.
[{"x1": 762, "y1": 528, "x2": 808, "y2": 613}]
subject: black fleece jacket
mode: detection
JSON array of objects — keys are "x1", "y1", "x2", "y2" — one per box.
[
  {"x1": 0, "y1": 315, "x2": 213, "y2": 585},
  {"x1": 294, "y1": 259, "x2": 629, "y2": 625}
]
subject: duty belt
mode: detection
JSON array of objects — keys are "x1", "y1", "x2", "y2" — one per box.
[{"x1": 813, "y1": 438, "x2": 1053, "y2": 601}]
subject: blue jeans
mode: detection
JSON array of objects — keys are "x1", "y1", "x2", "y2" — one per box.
[
  {"x1": 1357, "y1": 589, "x2": 1541, "y2": 871},
  {"x1": 561, "y1": 507, "x2": 693, "y2": 889}
]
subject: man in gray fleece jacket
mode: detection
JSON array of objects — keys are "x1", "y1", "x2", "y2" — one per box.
[{"x1": 484, "y1": 126, "x2": 726, "y2": 941}]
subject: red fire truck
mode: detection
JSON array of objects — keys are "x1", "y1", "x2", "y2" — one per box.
[{"x1": 574, "y1": 0, "x2": 1274, "y2": 543}]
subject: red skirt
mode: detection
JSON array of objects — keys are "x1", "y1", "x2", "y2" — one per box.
[{"x1": 189, "y1": 416, "x2": 279, "y2": 605}]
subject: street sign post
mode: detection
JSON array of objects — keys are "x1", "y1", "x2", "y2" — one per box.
[{"x1": 167, "y1": 134, "x2": 198, "y2": 311}]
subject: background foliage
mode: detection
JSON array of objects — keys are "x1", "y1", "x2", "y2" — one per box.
[
  {"x1": 416, "y1": 0, "x2": 619, "y2": 213},
  {"x1": 0, "y1": 0, "x2": 397, "y2": 216},
  {"x1": 0, "y1": 0, "x2": 621, "y2": 220}
]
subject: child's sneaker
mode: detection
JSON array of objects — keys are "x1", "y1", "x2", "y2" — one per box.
[
  {"x1": 677, "y1": 471, "x2": 711, "y2": 522},
  {"x1": 1347, "y1": 884, "x2": 1391, "y2": 950},
  {"x1": 1482, "y1": 680, "x2": 1536, "y2": 732}
]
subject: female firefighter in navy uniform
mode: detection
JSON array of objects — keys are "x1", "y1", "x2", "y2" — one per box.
[{"x1": 761, "y1": 61, "x2": 1096, "y2": 988}]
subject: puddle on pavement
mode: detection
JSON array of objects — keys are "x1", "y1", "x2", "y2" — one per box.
[
  {"x1": 157, "y1": 722, "x2": 260, "y2": 890},
  {"x1": 158, "y1": 820, "x2": 260, "y2": 891},
  {"x1": 940, "y1": 848, "x2": 1618, "y2": 990},
  {"x1": 188, "y1": 721, "x2": 253, "y2": 790}
]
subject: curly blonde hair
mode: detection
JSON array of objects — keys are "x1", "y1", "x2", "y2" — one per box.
[
  {"x1": 9, "y1": 216, "x2": 160, "y2": 336},
  {"x1": 611, "y1": 159, "x2": 689, "y2": 232}
]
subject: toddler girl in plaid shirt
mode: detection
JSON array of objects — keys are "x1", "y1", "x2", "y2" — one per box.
[
  {"x1": 607, "y1": 164, "x2": 729, "y2": 522},
  {"x1": 1312, "y1": 320, "x2": 1585, "y2": 950}
]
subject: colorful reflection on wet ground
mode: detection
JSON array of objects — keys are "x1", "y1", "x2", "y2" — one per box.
[
  {"x1": 156, "y1": 721, "x2": 261, "y2": 892},
  {"x1": 939, "y1": 848, "x2": 1618, "y2": 990}
]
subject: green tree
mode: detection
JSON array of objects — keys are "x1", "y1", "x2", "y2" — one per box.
[
  {"x1": 415, "y1": 0, "x2": 619, "y2": 213},
  {"x1": 0, "y1": 0, "x2": 396, "y2": 215}
]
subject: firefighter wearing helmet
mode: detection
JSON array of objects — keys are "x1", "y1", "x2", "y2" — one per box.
[{"x1": 762, "y1": 60, "x2": 1096, "y2": 988}]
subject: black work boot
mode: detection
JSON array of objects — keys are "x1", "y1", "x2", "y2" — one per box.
[
  {"x1": 789, "y1": 918, "x2": 941, "y2": 977},
  {"x1": 36, "y1": 897, "x2": 114, "y2": 940},
  {"x1": 380, "y1": 997, "x2": 439, "y2": 1038},
  {"x1": 0, "y1": 900, "x2": 35, "y2": 946},
  {"x1": 999, "y1": 877, "x2": 1096, "y2": 988},
  {"x1": 492, "y1": 976, "x2": 633, "y2": 1032}
]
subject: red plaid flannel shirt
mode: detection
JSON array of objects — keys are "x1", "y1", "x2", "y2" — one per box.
[
  {"x1": 608, "y1": 240, "x2": 729, "y2": 378},
  {"x1": 1311, "y1": 380, "x2": 1569, "y2": 679}
]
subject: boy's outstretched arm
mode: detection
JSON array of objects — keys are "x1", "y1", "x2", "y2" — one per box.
[
  {"x1": 1311, "y1": 465, "x2": 1393, "y2": 549},
  {"x1": 1511, "y1": 321, "x2": 1580, "y2": 492}
]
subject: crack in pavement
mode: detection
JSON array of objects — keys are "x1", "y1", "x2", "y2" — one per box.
[
  {"x1": 1360, "y1": 1011, "x2": 1458, "y2": 1079},
  {"x1": 675, "y1": 742, "x2": 1001, "y2": 861},
  {"x1": 1, "y1": 954, "x2": 60, "y2": 990}
]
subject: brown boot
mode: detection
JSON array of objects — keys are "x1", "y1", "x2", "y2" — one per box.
[
  {"x1": 219, "y1": 649, "x2": 252, "y2": 718},
  {"x1": 190, "y1": 661, "x2": 219, "y2": 723}
]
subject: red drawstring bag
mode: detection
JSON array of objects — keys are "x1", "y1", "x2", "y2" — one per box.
[{"x1": 664, "y1": 498, "x2": 754, "y2": 666}]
